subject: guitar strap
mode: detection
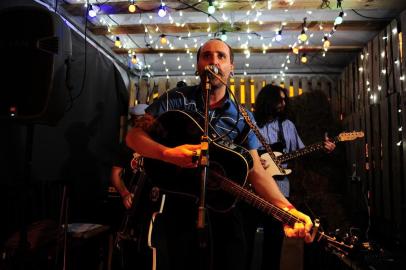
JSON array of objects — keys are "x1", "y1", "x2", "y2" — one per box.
[
  {"x1": 238, "y1": 105, "x2": 286, "y2": 174},
  {"x1": 277, "y1": 119, "x2": 287, "y2": 152}
]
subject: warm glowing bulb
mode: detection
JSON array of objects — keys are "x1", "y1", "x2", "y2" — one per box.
[
  {"x1": 128, "y1": 4, "x2": 136, "y2": 13},
  {"x1": 160, "y1": 35, "x2": 167, "y2": 45},
  {"x1": 131, "y1": 56, "x2": 137, "y2": 64},
  {"x1": 292, "y1": 47, "x2": 299, "y2": 54},
  {"x1": 298, "y1": 32, "x2": 308, "y2": 42},
  {"x1": 323, "y1": 39, "x2": 330, "y2": 48},
  {"x1": 115, "y1": 37, "x2": 121, "y2": 47},
  {"x1": 301, "y1": 54, "x2": 307, "y2": 63}
]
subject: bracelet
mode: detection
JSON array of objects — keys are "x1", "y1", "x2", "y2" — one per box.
[{"x1": 283, "y1": 204, "x2": 295, "y2": 211}]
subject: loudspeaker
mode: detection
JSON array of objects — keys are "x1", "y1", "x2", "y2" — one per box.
[{"x1": 0, "y1": 6, "x2": 72, "y2": 125}]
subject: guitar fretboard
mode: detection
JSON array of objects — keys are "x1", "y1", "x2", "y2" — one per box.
[
  {"x1": 211, "y1": 171, "x2": 301, "y2": 226},
  {"x1": 277, "y1": 136, "x2": 340, "y2": 163}
]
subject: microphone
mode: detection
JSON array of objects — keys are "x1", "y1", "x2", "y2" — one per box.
[{"x1": 204, "y1": 65, "x2": 219, "y2": 75}]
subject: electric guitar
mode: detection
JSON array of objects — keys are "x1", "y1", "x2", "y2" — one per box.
[{"x1": 260, "y1": 131, "x2": 364, "y2": 176}]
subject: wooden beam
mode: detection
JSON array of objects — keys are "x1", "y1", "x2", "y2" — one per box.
[
  {"x1": 113, "y1": 46, "x2": 362, "y2": 54},
  {"x1": 62, "y1": 0, "x2": 406, "y2": 16},
  {"x1": 90, "y1": 20, "x2": 388, "y2": 35}
]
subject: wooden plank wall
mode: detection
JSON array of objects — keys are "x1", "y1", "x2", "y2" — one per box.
[
  {"x1": 134, "y1": 75, "x2": 336, "y2": 108},
  {"x1": 340, "y1": 11, "x2": 406, "y2": 244}
]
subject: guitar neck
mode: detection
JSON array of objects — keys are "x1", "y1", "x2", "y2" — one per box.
[
  {"x1": 212, "y1": 171, "x2": 356, "y2": 252},
  {"x1": 212, "y1": 171, "x2": 301, "y2": 226},
  {"x1": 277, "y1": 136, "x2": 339, "y2": 163}
]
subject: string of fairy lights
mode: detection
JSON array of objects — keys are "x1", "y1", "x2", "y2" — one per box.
[
  {"x1": 84, "y1": 0, "x2": 350, "y2": 80},
  {"x1": 71, "y1": 0, "x2": 405, "y2": 147}
]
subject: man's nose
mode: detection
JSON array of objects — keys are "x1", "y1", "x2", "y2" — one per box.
[{"x1": 207, "y1": 55, "x2": 219, "y2": 65}]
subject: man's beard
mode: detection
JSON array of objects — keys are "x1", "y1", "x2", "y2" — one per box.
[
  {"x1": 274, "y1": 108, "x2": 287, "y2": 119},
  {"x1": 207, "y1": 73, "x2": 226, "y2": 90}
]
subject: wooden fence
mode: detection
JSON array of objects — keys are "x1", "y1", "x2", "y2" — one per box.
[
  {"x1": 338, "y1": 10, "x2": 406, "y2": 243},
  {"x1": 130, "y1": 75, "x2": 337, "y2": 111}
]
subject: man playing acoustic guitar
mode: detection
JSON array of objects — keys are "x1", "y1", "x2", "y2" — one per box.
[{"x1": 126, "y1": 39, "x2": 313, "y2": 270}]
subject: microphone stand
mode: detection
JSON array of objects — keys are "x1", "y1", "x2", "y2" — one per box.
[{"x1": 197, "y1": 74, "x2": 211, "y2": 249}]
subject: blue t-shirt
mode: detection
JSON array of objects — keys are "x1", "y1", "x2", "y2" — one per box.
[{"x1": 145, "y1": 85, "x2": 259, "y2": 150}]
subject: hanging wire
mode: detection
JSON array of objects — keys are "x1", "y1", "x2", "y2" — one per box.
[
  {"x1": 351, "y1": 9, "x2": 394, "y2": 20},
  {"x1": 320, "y1": 0, "x2": 331, "y2": 9}
]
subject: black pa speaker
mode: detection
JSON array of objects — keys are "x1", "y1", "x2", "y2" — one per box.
[{"x1": 0, "y1": 6, "x2": 72, "y2": 125}]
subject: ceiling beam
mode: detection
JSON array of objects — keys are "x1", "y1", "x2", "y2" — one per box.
[
  {"x1": 90, "y1": 20, "x2": 387, "y2": 35},
  {"x1": 62, "y1": 0, "x2": 406, "y2": 16},
  {"x1": 112, "y1": 46, "x2": 362, "y2": 54}
]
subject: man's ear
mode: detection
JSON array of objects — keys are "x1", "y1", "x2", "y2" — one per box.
[{"x1": 230, "y1": 63, "x2": 234, "y2": 77}]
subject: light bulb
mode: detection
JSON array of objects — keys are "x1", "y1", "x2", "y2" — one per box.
[
  {"x1": 158, "y1": 4, "x2": 167, "y2": 17},
  {"x1": 208, "y1": 0, "x2": 215, "y2": 14},
  {"x1": 131, "y1": 55, "x2": 137, "y2": 64},
  {"x1": 298, "y1": 30, "x2": 307, "y2": 42},
  {"x1": 301, "y1": 54, "x2": 307, "y2": 64},
  {"x1": 160, "y1": 35, "x2": 167, "y2": 45},
  {"x1": 220, "y1": 31, "x2": 227, "y2": 41},
  {"x1": 129, "y1": 4, "x2": 136, "y2": 13},
  {"x1": 335, "y1": 12, "x2": 344, "y2": 25},
  {"x1": 275, "y1": 30, "x2": 282, "y2": 42},
  {"x1": 323, "y1": 37, "x2": 330, "y2": 49},
  {"x1": 115, "y1": 37, "x2": 121, "y2": 47},
  {"x1": 88, "y1": 4, "x2": 100, "y2": 18},
  {"x1": 292, "y1": 47, "x2": 299, "y2": 54}
]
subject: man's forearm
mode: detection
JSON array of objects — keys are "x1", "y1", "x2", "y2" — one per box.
[
  {"x1": 111, "y1": 167, "x2": 129, "y2": 197},
  {"x1": 126, "y1": 127, "x2": 168, "y2": 161},
  {"x1": 248, "y1": 150, "x2": 291, "y2": 208}
]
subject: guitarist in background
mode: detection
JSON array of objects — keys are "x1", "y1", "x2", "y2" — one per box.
[
  {"x1": 126, "y1": 39, "x2": 313, "y2": 270},
  {"x1": 111, "y1": 103, "x2": 150, "y2": 270},
  {"x1": 111, "y1": 104, "x2": 149, "y2": 209},
  {"x1": 250, "y1": 84, "x2": 336, "y2": 270}
]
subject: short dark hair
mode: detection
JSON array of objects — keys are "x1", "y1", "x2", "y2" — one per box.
[
  {"x1": 196, "y1": 38, "x2": 234, "y2": 64},
  {"x1": 254, "y1": 84, "x2": 289, "y2": 128}
]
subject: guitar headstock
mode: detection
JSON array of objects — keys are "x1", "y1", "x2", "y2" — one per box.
[
  {"x1": 311, "y1": 219, "x2": 355, "y2": 257},
  {"x1": 316, "y1": 231, "x2": 355, "y2": 256},
  {"x1": 337, "y1": 131, "x2": 365, "y2": 142}
]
